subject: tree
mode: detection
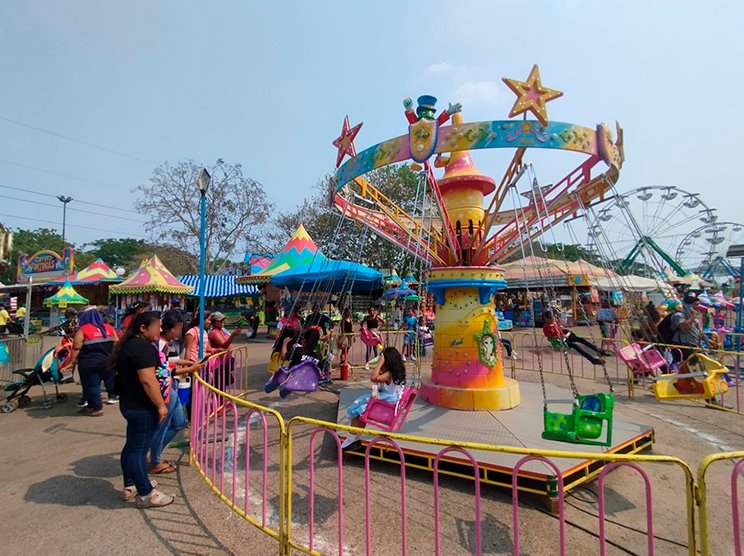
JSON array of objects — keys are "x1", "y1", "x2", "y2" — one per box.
[
  {"x1": 134, "y1": 159, "x2": 274, "y2": 274},
  {"x1": 259, "y1": 165, "x2": 426, "y2": 277},
  {"x1": 82, "y1": 238, "x2": 147, "y2": 269},
  {"x1": 0, "y1": 228, "x2": 67, "y2": 283}
]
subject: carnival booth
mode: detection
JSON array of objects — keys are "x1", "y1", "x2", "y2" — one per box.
[
  {"x1": 49, "y1": 258, "x2": 123, "y2": 306},
  {"x1": 178, "y1": 274, "x2": 261, "y2": 326},
  {"x1": 109, "y1": 255, "x2": 193, "y2": 312},
  {"x1": 43, "y1": 279, "x2": 89, "y2": 327},
  {"x1": 500, "y1": 255, "x2": 617, "y2": 326}
]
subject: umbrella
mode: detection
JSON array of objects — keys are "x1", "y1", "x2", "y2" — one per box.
[{"x1": 43, "y1": 280, "x2": 89, "y2": 308}]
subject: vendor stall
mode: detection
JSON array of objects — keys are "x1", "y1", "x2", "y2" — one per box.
[{"x1": 109, "y1": 255, "x2": 193, "y2": 311}]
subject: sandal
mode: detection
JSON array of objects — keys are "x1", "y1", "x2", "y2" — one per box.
[
  {"x1": 121, "y1": 480, "x2": 157, "y2": 501},
  {"x1": 148, "y1": 462, "x2": 176, "y2": 474},
  {"x1": 136, "y1": 488, "x2": 175, "y2": 508}
]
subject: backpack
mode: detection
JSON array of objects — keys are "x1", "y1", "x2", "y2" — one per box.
[{"x1": 657, "y1": 311, "x2": 681, "y2": 344}]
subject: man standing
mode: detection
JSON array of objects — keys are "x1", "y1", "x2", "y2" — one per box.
[
  {"x1": 304, "y1": 304, "x2": 331, "y2": 335},
  {"x1": 670, "y1": 294, "x2": 702, "y2": 361},
  {"x1": 0, "y1": 303, "x2": 10, "y2": 335}
]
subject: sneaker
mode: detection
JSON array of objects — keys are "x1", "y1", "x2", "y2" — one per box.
[
  {"x1": 364, "y1": 363, "x2": 370, "y2": 370},
  {"x1": 510, "y1": 353, "x2": 518, "y2": 360},
  {"x1": 106, "y1": 396, "x2": 119, "y2": 404},
  {"x1": 76, "y1": 400, "x2": 88, "y2": 408},
  {"x1": 340, "y1": 434, "x2": 360, "y2": 450},
  {"x1": 601, "y1": 349, "x2": 614, "y2": 357},
  {"x1": 402, "y1": 355, "x2": 407, "y2": 362},
  {"x1": 136, "y1": 488, "x2": 175, "y2": 509},
  {"x1": 122, "y1": 480, "x2": 158, "y2": 501},
  {"x1": 409, "y1": 355, "x2": 416, "y2": 361},
  {"x1": 590, "y1": 357, "x2": 604, "y2": 366}
]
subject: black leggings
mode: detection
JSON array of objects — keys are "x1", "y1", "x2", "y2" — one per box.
[{"x1": 565, "y1": 332, "x2": 603, "y2": 362}]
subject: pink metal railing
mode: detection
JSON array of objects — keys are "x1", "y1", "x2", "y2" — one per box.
[
  {"x1": 307, "y1": 428, "x2": 344, "y2": 554},
  {"x1": 366, "y1": 438, "x2": 407, "y2": 556},
  {"x1": 434, "y1": 447, "x2": 481, "y2": 556},
  {"x1": 598, "y1": 462, "x2": 655, "y2": 556},
  {"x1": 732, "y1": 459, "x2": 744, "y2": 556},
  {"x1": 512, "y1": 456, "x2": 566, "y2": 556}
]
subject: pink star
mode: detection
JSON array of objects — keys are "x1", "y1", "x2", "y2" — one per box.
[{"x1": 332, "y1": 115, "x2": 363, "y2": 168}]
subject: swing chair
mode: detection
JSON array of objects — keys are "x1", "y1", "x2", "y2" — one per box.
[
  {"x1": 359, "y1": 385, "x2": 418, "y2": 432},
  {"x1": 510, "y1": 177, "x2": 615, "y2": 447},
  {"x1": 652, "y1": 353, "x2": 729, "y2": 401}
]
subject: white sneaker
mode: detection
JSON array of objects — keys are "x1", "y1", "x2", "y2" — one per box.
[
  {"x1": 409, "y1": 355, "x2": 416, "y2": 361},
  {"x1": 340, "y1": 435, "x2": 360, "y2": 449},
  {"x1": 365, "y1": 363, "x2": 370, "y2": 370},
  {"x1": 402, "y1": 355, "x2": 407, "y2": 362}
]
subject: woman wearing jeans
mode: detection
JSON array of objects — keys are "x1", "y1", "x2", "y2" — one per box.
[
  {"x1": 62, "y1": 306, "x2": 118, "y2": 416},
  {"x1": 111, "y1": 311, "x2": 174, "y2": 508},
  {"x1": 148, "y1": 311, "x2": 197, "y2": 474}
]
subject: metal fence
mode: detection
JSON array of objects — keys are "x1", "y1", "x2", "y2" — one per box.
[
  {"x1": 0, "y1": 335, "x2": 43, "y2": 385},
  {"x1": 190, "y1": 346, "x2": 744, "y2": 555}
]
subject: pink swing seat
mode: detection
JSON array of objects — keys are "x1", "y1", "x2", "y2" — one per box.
[
  {"x1": 359, "y1": 386, "x2": 417, "y2": 432},
  {"x1": 360, "y1": 327, "x2": 383, "y2": 347},
  {"x1": 617, "y1": 343, "x2": 667, "y2": 376}
]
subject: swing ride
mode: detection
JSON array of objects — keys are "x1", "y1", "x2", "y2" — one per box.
[{"x1": 330, "y1": 65, "x2": 654, "y2": 499}]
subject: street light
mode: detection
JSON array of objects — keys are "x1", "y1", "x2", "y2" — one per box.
[
  {"x1": 196, "y1": 168, "x2": 211, "y2": 359},
  {"x1": 57, "y1": 195, "x2": 73, "y2": 243}
]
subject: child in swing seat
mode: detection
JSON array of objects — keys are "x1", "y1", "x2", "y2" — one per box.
[
  {"x1": 543, "y1": 310, "x2": 612, "y2": 366},
  {"x1": 341, "y1": 346, "x2": 406, "y2": 449}
]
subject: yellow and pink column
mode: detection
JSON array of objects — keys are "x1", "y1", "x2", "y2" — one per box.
[{"x1": 421, "y1": 118, "x2": 520, "y2": 410}]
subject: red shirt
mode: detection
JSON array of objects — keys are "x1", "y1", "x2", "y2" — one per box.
[{"x1": 542, "y1": 322, "x2": 567, "y2": 340}]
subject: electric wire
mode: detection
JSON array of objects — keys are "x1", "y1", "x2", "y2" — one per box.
[
  {"x1": 0, "y1": 115, "x2": 157, "y2": 165},
  {"x1": 0, "y1": 192, "x2": 146, "y2": 223},
  {"x1": 0, "y1": 183, "x2": 145, "y2": 217},
  {"x1": 0, "y1": 211, "x2": 147, "y2": 238}
]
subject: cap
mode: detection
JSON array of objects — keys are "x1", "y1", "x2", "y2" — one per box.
[{"x1": 210, "y1": 311, "x2": 226, "y2": 322}]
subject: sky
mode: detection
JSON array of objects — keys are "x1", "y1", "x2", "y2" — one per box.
[{"x1": 0, "y1": 1, "x2": 742, "y2": 264}]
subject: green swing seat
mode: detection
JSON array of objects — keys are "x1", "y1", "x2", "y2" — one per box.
[
  {"x1": 542, "y1": 393, "x2": 615, "y2": 447},
  {"x1": 548, "y1": 337, "x2": 568, "y2": 351}
]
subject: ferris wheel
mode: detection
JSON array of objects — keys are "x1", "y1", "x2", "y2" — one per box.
[
  {"x1": 585, "y1": 185, "x2": 717, "y2": 277},
  {"x1": 675, "y1": 221, "x2": 744, "y2": 282}
]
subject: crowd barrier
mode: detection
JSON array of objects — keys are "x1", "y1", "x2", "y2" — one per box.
[
  {"x1": 189, "y1": 347, "x2": 744, "y2": 555},
  {"x1": 0, "y1": 335, "x2": 43, "y2": 385}
]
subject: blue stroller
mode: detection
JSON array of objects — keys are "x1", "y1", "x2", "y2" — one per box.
[{"x1": 2, "y1": 339, "x2": 73, "y2": 413}]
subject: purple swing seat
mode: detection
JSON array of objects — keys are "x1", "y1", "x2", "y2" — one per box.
[
  {"x1": 278, "y1": 360, "x2": 322, "y2": 398},
  {"x1": 264, "y1": 366, "x2": 291, "y2": 393},
  {"x1": 359, "y1": 386, "x2": 418, "y2": 432}
]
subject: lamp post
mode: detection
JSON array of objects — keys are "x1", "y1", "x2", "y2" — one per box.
[
  {"x1": 196, "y1": 168, "x2": 211, "y2": 359},
  {"x1": 57, "y1": 195, "x2": 73, "y2": 243}
]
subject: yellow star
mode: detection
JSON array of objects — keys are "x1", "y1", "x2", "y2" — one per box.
[{"x1": 502, "y1": 64, "x2": 563, "y2": 127}]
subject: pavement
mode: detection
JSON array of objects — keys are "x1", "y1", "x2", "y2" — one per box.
[{"x1": 0, "y1": 334, "x2": 742, "y2": 555}]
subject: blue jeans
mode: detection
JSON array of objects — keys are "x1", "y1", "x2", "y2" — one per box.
[
  {"x1": 78, "y1": 360, "x2": 106, "y2": 411},
  {"x1": 120, "y1": 406, "x2": 159, "y2": 496},
  {"x1": 149, "y1": 382, "x2": 186, "y2": 466}
]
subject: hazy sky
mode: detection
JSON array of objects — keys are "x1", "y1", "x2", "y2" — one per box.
[{"x1": 1, "y1": 1, "x2": 741, "y2": 260}]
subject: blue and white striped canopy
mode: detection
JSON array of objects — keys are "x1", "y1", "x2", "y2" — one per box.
[{"x1": 177, "y1": 275, "x2": 259, "y2": 297}]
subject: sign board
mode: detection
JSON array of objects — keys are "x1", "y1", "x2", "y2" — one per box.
[
  {"x1": 17, "y1": 248, "x2": 75, "y2": 284},
  {"x1": 567, "y1": 274, "x2": 590, "y2": 287}
]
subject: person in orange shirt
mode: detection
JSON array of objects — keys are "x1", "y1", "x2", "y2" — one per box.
[{"x1": 542, "y1": 310, "x2": 611, "y2": 366}]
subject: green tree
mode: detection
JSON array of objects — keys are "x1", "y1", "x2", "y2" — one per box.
[
  {"x1": 134, "y1": 159, "x2": 273, "y2": 273},
  {"x1": 82, "y1": 238, "x2": 147, "y2": 268},
  {"x1": 259, "y1": 165, "x2": 426, "y2": 277}
]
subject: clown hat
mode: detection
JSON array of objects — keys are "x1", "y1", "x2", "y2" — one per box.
[{"x1": 416, "y1": 95, "x2": 438, "y2": 117}]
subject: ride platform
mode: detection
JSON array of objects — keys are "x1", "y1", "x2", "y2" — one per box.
[{"x1": 337, "y1": 381, "x2": 654, "y2": 509}]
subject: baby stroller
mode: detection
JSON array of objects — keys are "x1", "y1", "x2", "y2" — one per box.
[{"x1": 2, "y1": 338, "x2": 73, "y2": 413}]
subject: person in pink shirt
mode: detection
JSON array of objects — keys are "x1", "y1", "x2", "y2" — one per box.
[{"x1": 183, "y1": 311, "x2": 215, "y2": 362}]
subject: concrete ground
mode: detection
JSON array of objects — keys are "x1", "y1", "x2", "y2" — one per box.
[{"x1": 0, "y1": 334, "x2": 742, "y2": 555}]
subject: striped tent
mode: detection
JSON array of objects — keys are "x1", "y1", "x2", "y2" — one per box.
[
  {"x1": 178, "y1": 275, "x2": 260, "y2": 297},
  {"x1": 109, "y1": 256, "x2": 193, "y2": 295}
]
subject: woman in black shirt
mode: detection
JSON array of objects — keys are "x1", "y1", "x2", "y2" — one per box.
[{"x1": 110, "y1": 311, "x2": 174, "y2": 508}]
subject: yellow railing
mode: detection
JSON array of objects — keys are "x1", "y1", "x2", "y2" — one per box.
[{"x1": 189, "y1": 346, "x2": 743, "y2": 555}]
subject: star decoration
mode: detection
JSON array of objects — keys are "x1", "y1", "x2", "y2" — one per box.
[
  {"x1": 332, "y1": 115, "x2": 363, "y2": 168},
  {"x1": 502, "y1": 65, "x2": 563, "y2": 127}
]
